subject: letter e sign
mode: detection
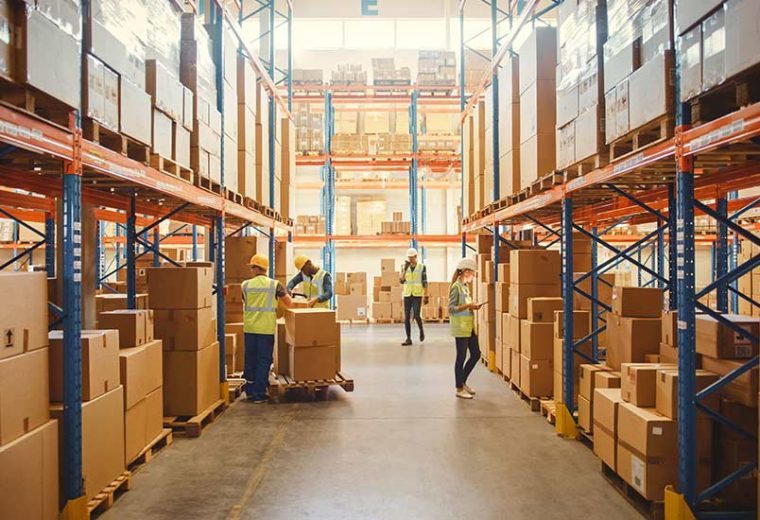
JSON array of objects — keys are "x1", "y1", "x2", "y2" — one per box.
[{"x1": 361, "y1": 0, "x2": 379, "y2": 16}]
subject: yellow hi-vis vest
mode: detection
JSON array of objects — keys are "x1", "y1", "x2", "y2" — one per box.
[
  {"x1": 402, "y1": 263, "x2": 425, "y2": 297},
  {"x1": 449, "y1": 280, "x2": 474, "y2": 338},
  {"x1": 242, "y1": 275, "x2": 278, "y2": 335},
  {"x1": 302, "y1": 268, "x2": 329, "y2": 308}
]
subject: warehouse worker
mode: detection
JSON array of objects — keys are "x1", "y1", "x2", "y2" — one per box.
[
  {"x1": 287, "y1": 255, "x2": 333, "y2": 308},
  {"x1": 400, "y1": 247, "x2": 428, "y2": 346},
  {"x1": 243, "y1": 254, "x2": 293, "y2": 403},
  {"x1": 449, "y1": 258, "x2": 483, "y2": 399}
]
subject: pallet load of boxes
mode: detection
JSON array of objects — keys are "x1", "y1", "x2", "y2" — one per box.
[
  {"x1": 335, "y1": 272, "x2": 369, "y2": 322},
  {"x1": 371, "y1": 258, "x2": 450, "y2": 323}
]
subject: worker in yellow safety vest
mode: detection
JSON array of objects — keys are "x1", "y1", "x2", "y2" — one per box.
[
  {"x1": 287, "y1": 255, "x2": 333, "y2": 308},
  {"x1": 242, "y1": 254, "x2": 293, "y2": 403},
  {"x1": 448, "y1": 258, "x2": 484, "y2": 399},
  {"x1": 400, "y1": 247, "x2": 428, "y2": 346}
]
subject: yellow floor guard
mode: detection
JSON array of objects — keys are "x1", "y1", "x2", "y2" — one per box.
[
  {"x1": 220, "y1": 381, "x2": 230, "y2": 405},
  {"x1": 59, "y1": 496, "x2": 87, "y2": 520},
  {"x1": 555, "y1": 402, "x2": 579, "y2": 439},
  {"x1": 664, "y1": 486, "x2": 697, "y2": 520},
  {"x1": 488, "y1": 351, "x2": 496, "y2": 372}
]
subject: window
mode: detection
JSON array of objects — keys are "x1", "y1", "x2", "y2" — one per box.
[
  {"x1": 293, "y1": 19, "x2": 344, "y2": 50},
  {"x1": 396, "y1": 19, "x2": 446, "y2": 49},
  {"x1": 343, "y1": 20, "x2": 395, "y2": 49}
]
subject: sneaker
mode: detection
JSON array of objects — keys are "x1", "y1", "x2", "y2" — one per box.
[
  {"x1": 401, "y1": 339, "x2": 413, "y2": 346},
  {"x1": 463, "y1": 384, "x2": 476, "y2": 395},
  {"x1": 252, "y1": 397, "x2": 269, "y2": 404},
  {"x1": 419, "y1": 331, "x2": 425, "y2": 342},
  {"x1": 456, "y1": 388, "x2": 473, "y2": 399}
]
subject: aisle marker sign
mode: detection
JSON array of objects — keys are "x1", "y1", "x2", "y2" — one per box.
[{"x1": 361, "y1": 0, "x2": 379, "y2": 15}]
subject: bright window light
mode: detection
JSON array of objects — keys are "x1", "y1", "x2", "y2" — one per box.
[
  {"x1": 344, "y1": 20, "x2": 395, "y2": 49},
  {"x1": 293, "y1": 19, "x2": 344, "y2": 50},
  {"x1": 396, "y1": 19, "x2": 446, "y2": 49}
]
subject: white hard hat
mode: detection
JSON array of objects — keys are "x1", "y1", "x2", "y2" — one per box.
[
  {"x1": 456, "y1": 258, "x2": 477, "y2": 272},
  {"x1": 406, "y1": 247, "x2": 418, "y2": 258}
]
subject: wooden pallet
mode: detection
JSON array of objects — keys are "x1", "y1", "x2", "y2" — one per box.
[
  {"x1": 164, "y1": 399, "x2": 226, "y2": 438},
  {"x1": 609, "y1": 115, "x2": 674, "y2": 163},
  {"x1": 540, "y1": 399, "x2": 556, "y2": 425},
  {"x1": 150, "y1": 154, "x2": 194, "y2": 183},
  {"x1": 508, "y1": 381, "x2": 544, "y2": 412},
  {"x1": 562, "y1": 150, "x2": 609, "y2": 180},
  {"x1": 226, "y1": 188, "x2": 244, "y2": 205},
  {"x1": 370, "y1": 318, "x2": 400, "y2": 324},
  {"x1": 688, "y1": 64, "x2": 760, "y2": 125},
  {"x1": 87, "y1": 471, "x2": 132, "y2": 518},
  {"x1": 194, "y1": 174, "x2": 223, "y2": 195},
  {"x1": 82, "y1": 118, "x2": 150, "y2": 164},
  {"x1": 601, "y1": 462, "x2": 665, "y2": 520},
  {"x1": 268, "y1": 371, "x2": 355, "y2": 400},
  {"x1": 127, "y1": 429, "x2": 173, "y2": 474},
  {"x1": 228, "y1": 377, "x2": 246, "y2": 402},
  {"x1": 337, "y1": 318, "x2": 370, "y2": 325},
  {"x1": 0, "y1": 80, "x2": 74, "y2": 128},
  {"x1": 529, "y1": 171, "x2": 565, "y2": 197}
]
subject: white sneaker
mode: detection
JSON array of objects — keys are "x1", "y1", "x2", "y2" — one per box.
[
  {"x1": 456, "y1": 388, "x2": 473, "y2": 399},
  {"x1": 463, "y1": 384, "x2": 476, "y2": 395}
]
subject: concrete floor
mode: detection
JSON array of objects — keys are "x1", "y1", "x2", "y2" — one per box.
[{"x1": 103, "y1": 324, "x2": 641, "y2": 520}]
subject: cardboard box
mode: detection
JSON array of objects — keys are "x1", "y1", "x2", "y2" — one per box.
[
  {"x1": 97, "y1": 310, "x2": 154, "y2": 348},
  {"x1": 509, "y1": 283, "x2": 561, "y2": 319},
  {"x1": 147, "y1": 267, "x2": 213, "y2": 309},
  {"x1": 553, "y1": 310, "x2": 591, "y2": 339},
  {"x1": 49, "y1": 330, "x2": 120, "y2": 402},
  {"x1": 225, "y1": 322, "x2": 245, "y2": 373},
  {"x1": 680, "y1": 25, "x2": 703, "y2": 102},
  {"x1": 593, "y1": 388, "x2": 623, "y2": 470},
  {"x1": 616, "y1": 402, "x2": 677, "y2": 501},
  {"x1": 655, "y1": 369, "x2": 719, "y2": 419},
  {"x1": 629, "y1": 51, "x2": 675, "y2": 131},
  {"x1": 0, "y1": 419, "x2": 59, "y2": 520},
  {"x1": 520, "y1": 320, "x2": 553, "y2": 360},
  {"x1": 288, "y1": 344, "x2": 338, "y2": 381},
  {"x1": 162, "y1": 342, "x2": 220, "y2": 416},
  {"x1": 606, "y1": 314, "x2": 662, "y2": 370},
  {"x1": 224, "y1": 333, "x2": 236, "y2": 374},
  {"x1": 0, "y1": 348, "x2": 49, "y2": 446},
  {"x1": 509, "y1": 250, "x2": 561, "y2": 285},
  {"x1": 595, "y1": 370, "x2": 622, "y2": 390},
  {"x1": 0, "y1": 272, "x2": 48, "y2": 360},
  {"x1": 380, "y1": 259, "x2": 396, "y2": 273},
  {"x1": 506, "y1": 314, "x2": 521, "y2": 352},
  {"x1": 518, "y1": 26, "x2": 557, "y2": 94},
  {"x1": 273, "y1": 319, "x2": 288, "y2": 374},
  {"x1": 336, "y1": 295, "x2": 368, "y2": 321},
  {"x1": 373, "y1": 302, "x2": 392, "y2": 320},
  {"x1": 95, "y1": 293, "x2": 148, "y2": 314},
  {"x1": 284, "y1": 309, "x2": 339, "y2": 347},
  {"x1": 661, "y1": 310, "x2": 678, "y2": 347},
  {"x1": 725, "y1": 0, "x2": 760, "y2": 79},
  {"x1": 620, "y1": 363, "x2": 678, "y2": 406},
  {"x1": 659, "y1": 342, "x2": 679, "y2": 365},
  {"x1": 578, "y1": 395, "x2": 592, "y2": 432},
  {"x1": 119, "y1": 346, "x2": 147, "y2": 410},
  {"x1": 676, "y1": 0, "x2": 724, "y2": 34},
  {"x1": 527, "y1": 297, "x2": 563, "y2": 323},
  {"x1": 495, "y1": 282, "x2": 509, "y2": 313},
  {"x1": 701, "y1": 356, "x2": 758, "y2": 407},
  {"x1": 51, "y1": 386, "x2": 125, "y2": 500},
  {"x1": 124, "y1": 398, "x2": 146, "y2": 463},
  {"x1": 611, "y1": 286, "x2": 663, "y2": 318},
  {"x1": 520, "y1": 354, "x2": 552, "y2": 397},
  {"x1": 520, "y1": 133, "x2": 556, "y2": 188},
  {"x1": 701, "y1": 8, "x2": 726, "y2": 91},
  {"x1": 510, "y1": 348, "x2": 521, "y2": 387},
  {"x1": 696, "y1": 314, "x2": 759, "y2": 359},
  {"x1": 144, "y1": 386, "x2": 163, "y2": 445},
  {"x1": 142, "y1": 339, "x2": 162, "y2": 394},
  {"x1": 603, "y1": 40, "x2": 640, "y2": 93},
  {"x1": 153, "y1": 307, "x2": 215, "y2": 351},
  {"x1": 579, "y1": 364, "x2": 613, "y2": 400}
]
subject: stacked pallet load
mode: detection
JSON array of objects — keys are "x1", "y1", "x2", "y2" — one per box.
[
  {"x1": 575, "y1": 354, "x2": 619, "y2": 433},
  {"x1": 254, "y1": 74, "x2": 271, "y2": 206},
  {"x1": 470, "y1": 103, "x2": 487, "y2": 211},
  {"x1": 422, "y1": 282, "x2": 450, "y2": 322},
  {"x1": 372, "y1": 258, "x2": 403, "y2": 322},
  {"x1": 292, "y1": 68, "x2": 323, "y2": 86},
  {"x1": 277, "y1": 116, "x2": 296, "y2": 219},
  {"x1": 295, "y1": 215, "x2": 326, "y2": 235},
  {"x1": 0, "y1": 273, "x2": 59, "y2": 519},
  {"x1": 98, "y1": 310, "x2": 165, "y2": 466},
  {"x1": 335, "y1": 272, "x2": 369, "y2": 322},
  {"x1": 497, "y1": 54, "x2": 520, "y2": 196},
  {"x1": 556, "y1": 0, "x2": 607, "y2": 173},
  {"x1": 552, "y1": 307, "x2": 593, "y2": 407},
  {"x1": 96, "y1": 290, "x2": 149, "y2": 315},
  {"x1": 416, "y1": 51, "x2": 456, "y2": 87},
  {"x1": 294, "y1": 103, "x2": 324, "y2": 154},
  {"x1": 380, "y1": 212, "x2": 411, "y2": 235},
  {"x1": 461, "y1": 110, "x2": 476, "y2": 217},
  {"x1": 372, "y1": 58, "x2": 411, "y2": 87},
  {"x1": 356, "y1": 199, "x2": 387, "y2": 235},
  {"x1": 237, "y1": 53, "x2": 258, "y2": 202},
  {"x1": 147, "y1": 265, "x2": 221, "y2": 417},
  {"x1": 283, "y1": 309, "x2": 342, "y2": 381},
  {"x1": 603, "y1": 0, "x2": 675, "y2": 159},
  {"x1": 335, "y1": 196, "x2": 352, "y2": 235},
  {"x1": 331, "y1": 63, "x2": 367, "y2": 86}
]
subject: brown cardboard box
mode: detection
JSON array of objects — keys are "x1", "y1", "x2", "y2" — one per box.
[
  {"x1": 661, "y1": 310, "x2": 678, "y2": 347},
  {"x1": 501, "y1": 313, "x2": 511, "y2": 350},
  {"x1": 0, "y1": 272, "x2": 48, "y2": 360},
  {"x1": 495, "y1": 282, "x2": 509, "y2": 313},
  {"x1": 224, "y1": 333, "x2": 236, "y2": 374},
  {"x1": 611, "y1": 286, "x2": 663, "y2": 318},
  {"x1": 0, "y1": 419, "x2": 59, "y2": 520},
  {"x1": 606, "y1": 314, "x2": 661, "y2": 370},
  {"x1": 701, "y1": 356, "x2": 758, "y2": 407},
  {"x1": 49, "y1": 330, "x2": 120, "y2": 402},
  {"x1": 509, "y1": 250, "x2": 561, "y2": 285},
  {"x1": 147, "y1": 266, "x2": 213, "y2": 309},
  {"x1": 573, "y1": 272, "x2": 615, "y2": 311},
  {"x1": 593, "y1": 388, "x2": 623, "y2": 470},
  {"x1": 520, "y1": 354, "x2": 552, "y2": 397},
  {"x1": 579, "y1": 364, "x2": 613, "y2": 400},
  {"x1": 98, "y1": 309, "x2": 154, "y2": 348},
  {"x1": 119, "y1": 346, "x2": 147, "y2": 410},
  {"x1": 142, "y1": 339, "x2": 162, "y2": 393},
  {"x1": 285, "y1": 309, "x2": 339, "y2": 347},
  {"x1": 336, "y1": 294, "x2": 368, "y2": 321},
  {"x1": 226, "y1": 322, "x2": 245, "y2": 372},
  {"x1": 373, "y1": 302, "x2": 392, "y2": 320},
  {"x1": 553, "y1": 310, "x2": 591, "y2": 339},
  {"x1": 676, "y1": 0, "x2": 724, "y2": 34},
  {"x1": 725, "y1": 0, "x2": 760, "y2": 79},
  {"x1": 380, "y1": 259, "x2": 396, "y2": 273},
  {"x1": 620, "y1": 363, "x2": 678, "y2": 406},
  {"x1": 144, "y1": 386, "x2": 163, "y2": 445},
  {"x1": 578, "y1": 395, "x2": 592, "y2": 432},
  {"x1": 95, "y1": 293, "x2": 149, "y2": 314},
  {"x1": 51, "y1": 386, "x2": 125, "y2": 500},
  {"x1": 124, "y1": 398, "x2": 146, "y2": 463},
  {"x1": 616, "y1": 402, "x2": 677, "y2": 501},
  {"x1": 527, "y1": 297, "x2": 563, "y2": 323},
  {"x1": 273, "y1": 319, "x2": 288, "y2": 374},
  {"x1": 520, "y1": 320, "x2": 553, "y2": 360},
  {"x1": 659, "y1": 342, "x2": 680, "y2": 365},
  {"x1": 506, "y1": 314, "x2": 521, "y2": 352},
  {"x1": 225, "y1": 236, "x2": 259, "y2": 281},
  {"x1": 595, "y1": 370, "x2": 622, "y2": 390},
  {"x1": 696, "y1": 314, "x2": 760, "y2": 359},
  {"x1": 288, "y1": 344, "x2": 338, "y2": 381},
  {"x1": 153, "y1": 307, "x2": 215, "y2": 351},
  {"x1": 655, "y1": 369, "x2": 719, "y2": 419},
  {"x1": 645, "y1": 354, "x2": 661, "y2": 363},
  {"x1": 479, "y1": 283, "x2": 496, "y2": 318},
  {"x1": 162, "y1": 342, "x2": 220, "y2": 416},
  {"x1": 0, "y1": 348, "x2": 49, "y2": 446},
  {"x1": 508, "y1": 283, "x2": 561, "y2": 319},
  {"x1": 510, "y1": 348, "x2": 521, "y2": 387},
  {"x1": 518, "y1": 26, "x2": 557, "y2": 94}
]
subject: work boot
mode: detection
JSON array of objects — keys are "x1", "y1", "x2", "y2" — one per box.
[
  {"x1": 401, "y1": 339, "x2": 412, "y2": 346},
  {"x1": 419, "y1": 330, "x2": 425, "y2": 342},
  {"x1": 463, "y1": 384, "x2": 476, "y2": 395},
  {"x1": 456, "y1": 388, "x2": 473, "y2": 399}
]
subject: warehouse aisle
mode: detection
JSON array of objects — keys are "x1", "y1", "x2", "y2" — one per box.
[{"x1": 103, "y1": 324, "x2": 640, "y2": 520}]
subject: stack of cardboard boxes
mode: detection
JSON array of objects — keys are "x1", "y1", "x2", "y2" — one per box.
[
  {"x1": 295, "y1": 215, "x2": 326, "y2": 236},
  {"x1": 496, "y1": 55, "x2": 521, "y2": 196},
  {"x1": 577, "y1": 363, "x2": 619, "y2": 433},
  {"x1": 519, "y1": 297, "x2": 564, "y2": 398},
  {"x1": 380, "y1": 212, "x2": 412, "y2": 235},
  {"x1": 0, "y1": 273, "x2": 59, "y2": 519},
  {"x1": 606, "y1": 286, "x2": 663, "y2": 370},
  {"x1": 331, "y1": 63, "x2": 367, "y2": 86},
  {"x1": 236, "y1": 53, "x2": 258, "y2": 201},
  {"x1": 553, "y1": 307, "x2": 592, "y2": 406},
  {"x1": 421, "y1": 282, "x2": 451, "y2": 322},
  {"x1": 98, "y1": 310, "x2": 164, "y2": 464},
  {"x1": 372, "y1": 258, "x2": 403, "y2": 321},
  {"x1": 147, "y1": 265, "x2": 220, "y2": 417},
  {"x1": 282, "y1": 309, "x2": 341, "y2": 381},
  {"x1": 416, "y1": 51, "x2": 456, "y2": 86},
  {"x1": 335, "y1": 272, "x2": 368, "y2": 322},
  {"x1": 293, "y1": 102, "x2": 324, "y2": 154}
]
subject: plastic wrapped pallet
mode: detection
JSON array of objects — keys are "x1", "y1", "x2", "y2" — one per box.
[{"x1": 88, "y1": 0, "x2": 146, "y2": 88}]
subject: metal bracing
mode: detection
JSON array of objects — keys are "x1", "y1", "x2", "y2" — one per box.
[
  {"x1": 409, "y1": 90, "x2": 419, "y2": 251},
  {"x1": 561, "y1": 197, "x2": 575, "y2": 409},
  {"x1": 126, "y1": 193, "x2": 137, "y2": 309},
  {"x1": 321, "y1": 91, "x2": 336, "y2": 304}
]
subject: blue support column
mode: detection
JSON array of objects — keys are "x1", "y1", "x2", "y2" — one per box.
[
  {"x1": 215, "y1": 215, "x2": 226, "y2": 384},
  {"x1": 152, "y1": 228, "x2": 160, "y2": 267},
  {"x1": 216, "y1": 5, "x2": 227, "y2": 385},
  {"x1": 95, "y1": 221, "x2": 103, "y2": 289},
  {"x1": 126, "y1": 193, "x2": 137, "y2": 309},
  {"x1": 561, "y1": 197, "x2": 575, "y2": 409},
  {"x1": 192, "y1": 225, "x2": 199, "y2": 261},
  {"x1": 459, "y1": 6, "x2": 467, "y2": 257},
  {"x1": 728, "y1": 191, "x2": 739, "y2": 313},
  {"x1": 115, "y1": 222, "x2": 122, "y2": 270},
  {"x1": 657, "y1": 218, "x2": 665, "y2": 290},
  {"x1": 409, "y1": 90, "x2": 419, "y2": 250},
  {"x1": 668, "y1": 184, "x2": 678, "y2": 310},
  {"x1": 267, "y1": 0, "x2": 277, "y2": 276},
  {"x1": 45, "y1": 213, "x2": 55, "y2": 278},
  {"x1": 322, "y1": 91, "x2": 336, "y2": 303},
  {"x1": 716, "y1": 196, "x2": 729, "y2": 312},
  {"x1": 590, "y1": 225, "x2": 599, "y2": 361},
  {"x1": 62, "y1": 172, "x2": 83, "y2": 501}
]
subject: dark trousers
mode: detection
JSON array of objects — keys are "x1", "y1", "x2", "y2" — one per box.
[
  {"x1": 455, "y1": 332, "x2": 481, "y2": 388},
  {"x1": 244, "y1": 332, "x2": 274, "y2": 400},
  {"x1": 403, "y1": 295, "x2": 424, "y2": 340}
]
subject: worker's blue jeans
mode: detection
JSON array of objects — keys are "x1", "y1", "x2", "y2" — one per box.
[{"x1": 244, "y1": 332, "x2": 274, "y2": 400}]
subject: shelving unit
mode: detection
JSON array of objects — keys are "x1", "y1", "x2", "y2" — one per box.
[{"x1": 460, "y1": 0, "x2": 760, "y2": 516}]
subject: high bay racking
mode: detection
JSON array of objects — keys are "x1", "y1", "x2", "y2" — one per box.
[
  {"x1": 460, "y1": 0, "x2": 760, "y2": 516},
  {"x1": 0, "y1": 0, "x2": 293, "y2": 513}
]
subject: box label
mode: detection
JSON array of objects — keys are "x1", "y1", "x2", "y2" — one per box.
[
  {"x1": 631, "y1": 455, "x2": 646, "y2": 494},
  {"x1": 3, "y1": 328, "x2": 14, "y2": 348}
]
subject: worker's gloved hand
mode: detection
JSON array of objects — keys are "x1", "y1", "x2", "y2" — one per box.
[{"x1": 307, "y1": 298, "x2": 319, "y2": 308}]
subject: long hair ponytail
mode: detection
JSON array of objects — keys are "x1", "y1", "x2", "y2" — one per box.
[{"x1": 451, "y1": 268, "x2": 463, "y2": 284}]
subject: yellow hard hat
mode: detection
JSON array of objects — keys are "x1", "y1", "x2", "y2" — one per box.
[
  {"x1": 294, "y1": 254, "x2": 310, "y2": 271},
  {"x1": 249, "y1": 254, "x2": 269, "y2": 270}
]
